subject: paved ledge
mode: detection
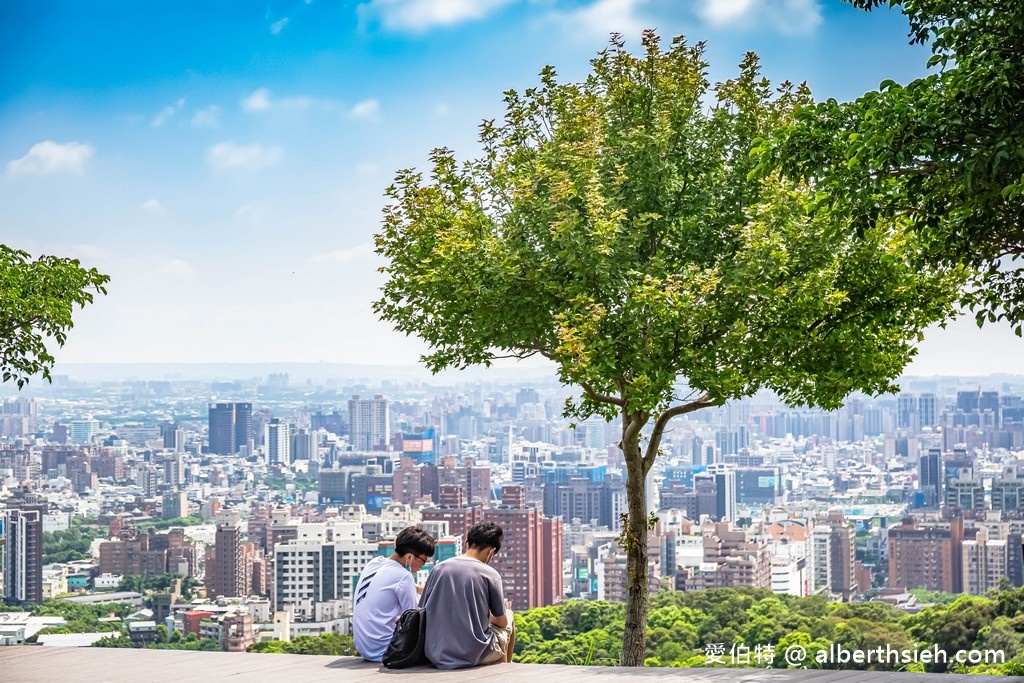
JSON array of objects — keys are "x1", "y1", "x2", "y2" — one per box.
[{"x1": 0, "y1": 648, "x2": 1019, "y2": 682}]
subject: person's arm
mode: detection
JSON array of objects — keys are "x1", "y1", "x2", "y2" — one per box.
[
  {"x1": 396, "y1": 572, "x2": 418, "y2": 612},
  {"x1": 488, "y1": 574, "x2": 508, "y2": 628}
]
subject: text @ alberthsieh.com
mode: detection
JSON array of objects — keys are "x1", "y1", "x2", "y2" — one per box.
[{"x1": 702, "y1": 642, "x2": 1006, "y2": 668}]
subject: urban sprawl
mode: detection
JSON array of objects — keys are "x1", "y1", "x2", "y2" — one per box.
[{"x1": 2, "y1": 372, "x2": 1024, "y2": 649}]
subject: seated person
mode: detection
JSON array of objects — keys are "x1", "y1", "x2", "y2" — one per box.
[
  {"x1": 421, "y1": 521, "x2": 515, "y2": 669},
  {"x1": 352, "y1": 525, "x2": 436, "y2": 662}
]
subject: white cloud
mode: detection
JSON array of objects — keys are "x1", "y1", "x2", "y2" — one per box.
[
  {"x1": 358, "y1": 0, "x2": 513, "y2": 32},
  {"x1": 311, "y1": 243, "x2": 374, "y2": 263},
  {"x1": 271, "y1": 17, "x2": 290, "y2": 34},
  {"x1": 207, "y1": 142, "x2": 284, "y2": 171},
  {"x1": 349, "y1": 98, "x2": 380, "y2": 120},
  {"x1": 242, "y1": 88, "x2": 272, "y2": 112},
  {"x1": 434, "y1": 103, "x2": 450, "y2": 118},
  {"x1": 191, "y1": 105, "x2": 221, "y2": 127},
  {"x1": 141, "y1": 199, "x2": 168, "y2": 216},
  {"x1": 158, "y1": 258, "x2": 198, "y2": 282},
  {"x1": 6, "y1": 140, "x2": 94, "y2": 176},
  {"x1": 152, "y1": 98, "x2": 186, "y2": 127},
  {"x1": 547, "y1": 0, "x2": 649, "y2": 42},
  {"x1": 242, "y1": 88, "x2": 313, "y2": 112},
  {"x1": 696, "y1": 0, "x2": 822, "y2": 34},
  {"x1": 279, "y1": 95, "x2": 314, "y2": 109}
]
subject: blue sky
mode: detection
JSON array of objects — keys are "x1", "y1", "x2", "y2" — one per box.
[{"x1": 2, "y1": 0, "x2": 1021, "y2": 375}]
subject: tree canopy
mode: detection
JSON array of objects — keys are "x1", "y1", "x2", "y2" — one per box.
[
  {"x1": 768, "y1": 0, "x2": 1024, "y2": 330},
  {"x1": 374, "y1": 31, "x2": 962, "y2": 665},
  {"x1": 0, "y1": 245, "x2": 108, "y2": 387}
]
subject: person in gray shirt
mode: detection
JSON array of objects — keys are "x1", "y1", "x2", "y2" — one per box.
[{"x1": 421, "y1": 522, "x2": 514, "y2": 669}]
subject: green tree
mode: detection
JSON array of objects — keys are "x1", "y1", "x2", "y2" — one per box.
[
  {"x1": 772, "y1": 0, "x2": 1024, "y2": 329},
  {"x1": 245, "y1": 634, "x2": 356, "y2": 656},
  {"x1": 905, "y1": 595, "x2": 997, "y2": 672},
  {"x1": 374, "y1": 31, "x2": 960, "y2": 665},
  {"x1": 0, "y1": 245, "x2": 108, "y2": 387},
  {"x1": 42, "y1": 524, "x2": 103, "y2": 564},
  {"x1": 93, "y1": 634, "x2": 133, "y2": 648}
]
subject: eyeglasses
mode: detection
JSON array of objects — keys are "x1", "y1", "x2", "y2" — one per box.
[{"x1": 414, "y1": 554, "x2": 430, "y2": 564}]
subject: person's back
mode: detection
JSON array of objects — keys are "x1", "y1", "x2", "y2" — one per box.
[
  {"x1": 352, "y1": 526, "x2": 435, "y2": 662},
  {"x1": 421, "y1": 521, "x2": 513, "y2": 669}
]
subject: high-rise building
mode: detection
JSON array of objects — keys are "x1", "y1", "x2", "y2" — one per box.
[
  {"x1": 160, "y1": 451, "x2": 185, "y2": 490},
  {"x1": 897, "y1": 394, "x2": 918, "y2": 431},
  {"x1": 163, "y1": 491, "x2": 189, "y2": 520},
  {"x1": 207, "y1": 510, "x2": 246, "y2": 599},
  {"x1": 918, "y1": 393, "x2": 938, "y2": 428},
  {"x1": 944, "y1": 475, "x2": 985, "y2": 512},
  {"x1": 69, "y1": 418, "x2": 99, "y2": 445},
  {"x1": 980, "y1": 391, "x2": 1001, "y2": 427},
  {"x1": 401, "y1": 428, "x2": 436, "y2": 465},
  {"x1": 1, "y1": 499, "x2": 45, "y2": 604},
  {"x1": 208, "y1": 403, "x2": 253, "y2": 456},
  {"x1": 810, "y1": 511, "x2": 857, "y2": 601},
  {"x1": 482, "y1": 485, "x2": 563, "y2": 611},
  {"x1": 272, "y1": 521, "x2": 377, "y2": 617},
  {"x1": 736, "y1": 466, "x2": 782, "y2": 506},
  {"x1": 392, "y1": 458, "x2": 423, "y2": 505},
  {"x1": 918, "y1": 448, "x2": 942, "y2": 508},
  {"x1": 887, "y1": 517, "x2": 964, "y2": 593},
  {"x1": 290, "y1": 428, "x2": 318, "y2": 462},
  {"x1": 348, "y1": 395, "x2": 390, "y2": 451},
  {"x1": 421, "y1": 488, "x2": 483, "y2": 545},
  {"x1": 437, "y1": 457, "x2": 491, "y2": 506},
  {"x1": 266, "y1": 418, "x2": 291, "y2": 466},
  {"x1": 161, "y1": 421, "x2": 185, "y2": 451},
  {"x1": 962, "y1": 528, "x2": 1007, "y2": 595},
  {"x1": 557, "y1": 478, "x2": 603, "y2": 525},
  {"x1": 957, "y1": 389, "x2": 980, "y2": 414},
  {"x1": 1, "y1": 398, "x2": 38, "y2": 437},
  {"x1": 992, "y1": 464, "x2": 1024, "y2": 512},
  {"x1": 706, "y1": 463, "x2": 737, "y2": 522}
]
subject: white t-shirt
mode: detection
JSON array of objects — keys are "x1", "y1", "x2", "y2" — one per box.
[{"x1": 352, "y1": 555, "x2": 418, "y2": 661}]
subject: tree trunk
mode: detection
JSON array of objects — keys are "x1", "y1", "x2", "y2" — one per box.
[{"x1": 619, "y1": 427, "x2": 649, "y2": 667}]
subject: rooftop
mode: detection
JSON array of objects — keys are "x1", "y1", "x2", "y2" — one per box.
[{"x1": 2, "y1": 649, "x2": 1020, "y2": 683}]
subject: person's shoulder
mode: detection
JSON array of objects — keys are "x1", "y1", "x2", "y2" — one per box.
[
  {"x1": 480, "y1": 561, "x2": 502, "y2": 580},
  {"x1": 363, "y1": 555, "x2": 398, "y2": 576},
  {"x1": 363, "y1": 555, "x2": 387, "y2": 570}
]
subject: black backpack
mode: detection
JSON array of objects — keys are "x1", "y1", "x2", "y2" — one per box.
[{"x1": 382, "y1": 607, "x2": 428, "y2": 669}]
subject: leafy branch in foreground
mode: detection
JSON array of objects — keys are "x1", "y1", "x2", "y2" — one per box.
[{"x1": 0, "y1": 244, "x2": 109, "y2": 387}]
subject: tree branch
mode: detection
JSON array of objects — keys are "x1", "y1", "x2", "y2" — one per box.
[
  {"x1": 643, "y1": 393, "x2": 714, "y2": 471},
  {"x1": 489, "y1": 350, "x2": 541, "y2": 361},
  {"x1": 581, "y1": 380, "x2": 625, "y2": 407}
]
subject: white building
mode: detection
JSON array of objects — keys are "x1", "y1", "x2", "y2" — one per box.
[
  {"x1": 962, "y1": 528, "x2": 1007, "y2": 595},
  {"x1": 348, "y1": 395, "x2": 390, "y2": 452},
  {"x1": 272, "y1": 521, "x2": 377, "y2": 620},
  {"x1": 266, "y1": 419, "x2": 291, "y2": 466}
]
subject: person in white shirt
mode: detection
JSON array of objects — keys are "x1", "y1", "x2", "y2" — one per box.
[{"x1": 352, "y1": 525, "x2": 436, "y2": 662}]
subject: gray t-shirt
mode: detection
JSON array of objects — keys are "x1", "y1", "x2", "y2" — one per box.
[{"x1": 421, "y1": 555, "x2": 506, "y2": 669}]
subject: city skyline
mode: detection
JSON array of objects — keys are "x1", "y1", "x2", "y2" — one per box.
[{"x1": 3, "y1": 1, "x2": 1022, "y2": 375}]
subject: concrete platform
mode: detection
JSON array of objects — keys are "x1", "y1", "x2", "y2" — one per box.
[{"x1": 0, "y1": 648, "x2": 1019, "y2": 682}]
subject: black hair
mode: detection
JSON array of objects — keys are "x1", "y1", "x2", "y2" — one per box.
[
  {"x1": 395, "y1": 526, "x2": 436, "y2": 558},
  {"x1": 466, "y1": 521, "x2": 503, "y2": 552}
]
